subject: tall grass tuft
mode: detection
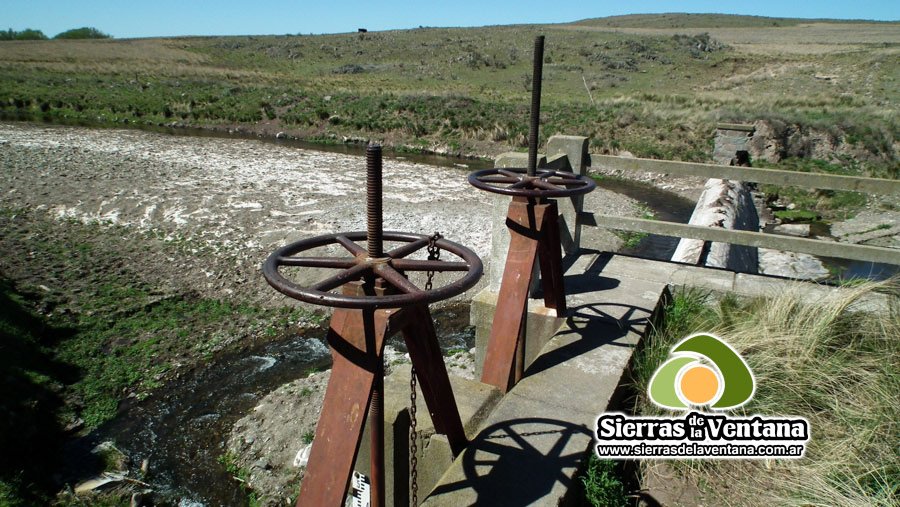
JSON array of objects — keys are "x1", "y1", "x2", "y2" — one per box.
[{"x1": 633, "y1": 281, "x2": 899, "y2": 506}]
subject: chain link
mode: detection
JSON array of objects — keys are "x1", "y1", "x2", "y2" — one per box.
[
  {"x1": 424, "y1": 232, "x2": 442, "y2": 291},
  {"x1": 411, "y1": 231, "x2": 439, "y2": 506},
  {"x1": 409, "y1": 365, "x2": 418, "y2": 506}
]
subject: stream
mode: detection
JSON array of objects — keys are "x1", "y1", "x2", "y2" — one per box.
[
  {"x1": 39, "y1": 124, "x2": 891, "y2": 505},
  {"x1": 77, "y1": 306, "x2": 473, "y2": 506}
]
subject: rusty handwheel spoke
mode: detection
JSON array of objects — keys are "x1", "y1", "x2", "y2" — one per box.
[
  {"x1": 545, "y1": 178, "x2": 584, "y2": 186},
  {"x1": 545, "y1": 170, "x2": 577, "y2": 179},
  {"x1": 386, "y1": 237, "x2": 430, "y2": 259},
  {"x1": 335, "y1": 235, "x2": 367, "y2": 257},
  {"x1": 531, "y1": 179, "x2": 564, "y2": 192},
  {"x1": 311, "y1": 262, "x2": 372, "y2": 292},
  {"x1": 497, "y1": 169, "x2": 522, "y2": 178},
  {"x1": 477, "y1": 175, "x2": 520, "y2": 184},
  {"x1": 373, "y1": 264, "x2": 423, "y2": 294},
  {"x1": 277, "y1": 256, "x2": 358, "y2": 268}
]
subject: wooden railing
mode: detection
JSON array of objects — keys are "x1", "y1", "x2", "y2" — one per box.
[{"x1": 584, "y1": 154, "x2": 900, "y2": 266}]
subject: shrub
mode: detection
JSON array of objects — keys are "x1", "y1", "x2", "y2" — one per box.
[{"x1": 53, "y1": 27, "x2": 111, "y2": 40}]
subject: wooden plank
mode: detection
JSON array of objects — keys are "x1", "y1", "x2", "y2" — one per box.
[
  {"x1": 590, "y1": 154, "x2": 900, "y2": 195},
  {"x1": 594, "y1": 215, "x2": 900, "y2": 265}
]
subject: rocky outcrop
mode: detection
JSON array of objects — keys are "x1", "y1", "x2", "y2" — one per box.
[{"x1": 749, "y1": 120, "x2": 850, "y2": 163}]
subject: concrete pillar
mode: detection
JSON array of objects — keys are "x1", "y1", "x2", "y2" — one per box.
[
  {"x1": 713, "y1": 123, "x2": 755, "y2": 165},
  {"x1": 546, "y1": 135, "x2": 590, "y2": 254},
  {"x1": 353, "y1": 369, "x2": 500, "y2": 506}
]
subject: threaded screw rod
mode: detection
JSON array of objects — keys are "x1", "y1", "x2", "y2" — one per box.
[
  {"x1": 366, "y1": 144, "x2": 384, "y2": 258},
  {"x1": 527, "y1": 35, "x2": 545, "y2": 177}
]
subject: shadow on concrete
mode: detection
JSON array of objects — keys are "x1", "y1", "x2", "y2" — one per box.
[
  {"x1": 428, "y1": 417, "x2": 591, "y2": 506},
  {"x1": 560, "y1": 250, "x2": 620, "y2": 296},
  {"x1": 523, "y1": 301, "x2": 651, "y2": 380}
]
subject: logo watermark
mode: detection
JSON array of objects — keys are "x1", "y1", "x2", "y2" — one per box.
[{"x1": 595, "y1": 333, "x2": 809, "y2": 459}]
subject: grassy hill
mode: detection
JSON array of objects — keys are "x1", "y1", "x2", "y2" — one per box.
[
  {"x1": 0, "y1": 14, "x2": 896, "y2": 175},
  {"x1": 569, "y1": 13, "x2": 886, "y2": 28}
]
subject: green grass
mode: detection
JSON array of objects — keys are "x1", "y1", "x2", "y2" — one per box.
[
  {"x1": 632, "y1": 284, "x2": 899, "y2": 506},
  {"x1": 614, "y1": 207, "x2": 655, "y2": 249},
  {"x1": 0, "y1": 208, "x2": 326, "y2": 504},
  {"x1": 218, "y1": 452, "x2": 261, "y2": 507},
  {"x1": 1, "y1": 16, "x2": 896, "y2": 175},
  {"x1": 580, "y1": 455, "x2": 629, "y2": 507},
  {"x1": 773, "y1": 209, "x2": 819, "y2": 222},
  {"x1": 757, "y1": 158, "x2": 872, "y2": 220}
]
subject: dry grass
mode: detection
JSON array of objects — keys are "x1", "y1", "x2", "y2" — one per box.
[
  {"x1": 0, "y1": 38, "x2": 207, "y2": 65},
  {"x1": 561, "y1": 22, "x2": 900, "y2": 55},
  {"x1": 635, "y1": 281, "x2": 900, "y2": 506}
]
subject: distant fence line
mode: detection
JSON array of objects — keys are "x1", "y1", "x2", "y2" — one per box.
[{"x1": 584, "y1": 154, "x2": 900, "y2": 266}]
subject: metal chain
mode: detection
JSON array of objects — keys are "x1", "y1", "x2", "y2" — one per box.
[
  {"x1": 412, "y1": 231, "x2": 439, "y2": 505},
  {"x1": 424, "y1": 232, "x2": 442, "y2": 291},
  {"x1": 409, "y1": 365, "x2": 418, "y2": 506}
]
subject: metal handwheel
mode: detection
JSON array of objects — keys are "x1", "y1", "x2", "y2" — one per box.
[
  {"x1": 262, "y1": 144, "x2": 479, "y2": 507},
  {"x1": 467, "y1": 167, "x2": 595, "y2": 198},
  {"x1": 263, "y1": 230, "x2": 482, "y2": 309}
]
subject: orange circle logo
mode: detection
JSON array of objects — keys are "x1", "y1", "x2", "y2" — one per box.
[{"x1": 679, "y1": 365, "x2": 719, "y2": 405}]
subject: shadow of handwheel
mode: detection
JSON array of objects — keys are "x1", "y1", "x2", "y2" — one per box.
[{"x1": 431, "y1": 417, "x2": 592, "y2": 506}]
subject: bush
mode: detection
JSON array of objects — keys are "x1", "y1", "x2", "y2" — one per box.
[
  {"x1": 0, "y1": 28, "x2": 48, "y2": 41},
  {"x1": 54, "y1": 27, "x2": 111, "y2": 40}
]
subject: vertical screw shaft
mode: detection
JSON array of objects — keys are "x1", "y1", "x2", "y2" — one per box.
[
  {"x1": 527, "y1": 35, "x2": 545, "y2": 177},
  {"x1": 366, "y1": 144, "x2": 383, "y2": 258},
  {"x1": 370, "y1": 361, "x2": 385, "y2": 507}
]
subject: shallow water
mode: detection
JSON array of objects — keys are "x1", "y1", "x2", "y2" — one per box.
[{"x1": 84, "y1": 305, "x2": 473, "y2": 506}]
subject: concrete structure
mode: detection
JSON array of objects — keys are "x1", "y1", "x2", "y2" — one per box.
[
  {"x1": 712, "y1": 123, "x2": 755, "y2": 165},
  {"x1": 424, "y1": 251, "x2": 668, "y2": 506},
  {"x1": 353, "y1": 372, "x2": 500, "y2": 507},
  {"x1": 672, "y1": 124, "x2": 760, "y2": 273},
  {"x1": 348, "y1": 131, "x2": 898, "y2": 506}
]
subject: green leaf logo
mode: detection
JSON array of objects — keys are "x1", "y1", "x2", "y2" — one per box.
[{"x1": 648, "y1": 333, "x2": 755, "y2": 410}]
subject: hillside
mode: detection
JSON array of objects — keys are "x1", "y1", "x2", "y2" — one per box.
[{"x1": 0, "y1": 14, "x2": 896, "y2": 176}]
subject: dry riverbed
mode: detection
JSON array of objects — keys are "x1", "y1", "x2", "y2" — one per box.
[{"x1": 0, "y1": 122, "x2": 640, "y2": 504}]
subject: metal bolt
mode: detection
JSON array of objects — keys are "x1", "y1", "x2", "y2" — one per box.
[
  {"x1": 527, "y1": 35, "x2": 545, "y2": 177},
  {"x1": 366, "y1": 144, "x2": 384, "y2": 258}
]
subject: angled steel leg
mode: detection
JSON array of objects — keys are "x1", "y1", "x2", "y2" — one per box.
[
  {"x1": 295, "y1": 308, "x2": 391, "y2": 507},
  {"x1": 402, "y1": 304, "x2": 468, "y2": 456},
  {"x1": 536, "y1": 201, "x2": 566, "y2": 314},
  {"x1": 480, "y1": 197, "x2": 566, "y2": 393}
]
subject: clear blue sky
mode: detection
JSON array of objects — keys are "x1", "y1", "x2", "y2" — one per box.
[{"x1": 4, "y1": 0, "x2": 898, "y2": 38}]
